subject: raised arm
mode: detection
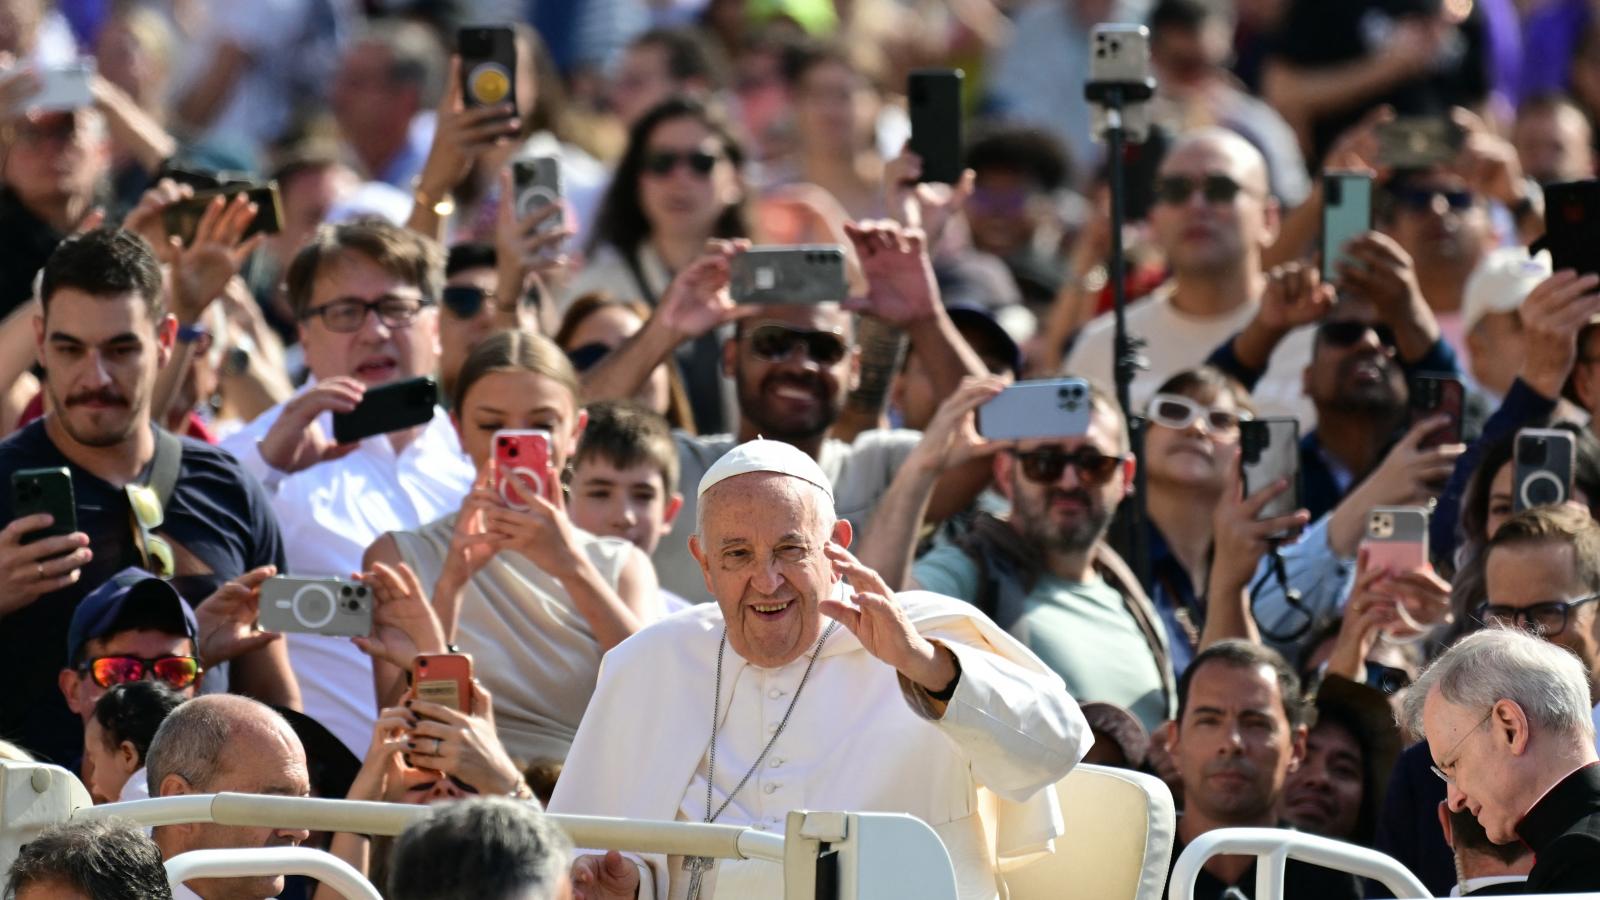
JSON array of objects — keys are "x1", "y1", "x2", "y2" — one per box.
[{"x1": 405, "y1": 56, "x2": 522, "y2": 243}]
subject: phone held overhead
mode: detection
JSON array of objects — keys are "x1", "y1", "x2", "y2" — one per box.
[
  {"x1": 729, "y1": 245, "x2": 848, "y2": 305},
  {"x1": 977, "y1": 378, "x2": 1092, "y2": 442}
]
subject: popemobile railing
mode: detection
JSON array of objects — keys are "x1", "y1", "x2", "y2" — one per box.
[{"x1": 1, "y1": 759, "x2": 960, "y2": 899}]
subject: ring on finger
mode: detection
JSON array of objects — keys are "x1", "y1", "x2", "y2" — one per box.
[
  {"x1": 36, "y1": 562, "x2": 43, "y2": 579},
  {"x1": 433, "y1": 737, "x2": 442, "y2": 755}
]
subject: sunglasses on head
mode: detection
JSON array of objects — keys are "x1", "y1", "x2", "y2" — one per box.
[
  {"x1": 1147, "y1": 393, "x2": 1251, "y2": 434},
  {"x1": 1317, "y1": 319, "x2": 1396, "y2": 349},
  {"x1": 1010, "y1": 447, "x2": 1126, "y2": 485},
  {"x1": 1155, "y1": 173, "x2": 1244, "y2": 206},
  {"x1": 1393, "y1": 186, "x2": 1475, "y2": 212},
  {"x1": 746, "y1": 323, "x2": 849, "y2": 365},
  {"x1": 643, "y1": 149, "x2": 719, "y2": 178},
  {"x1": 81, "y1": 655, "x2": 201, "y2": 690},
  {"x1": 126, "y1": 484, "x2": 174, "y2": 579},
  {"x1": 441, "y1": 285, "x2": 498, "y2": 319}
]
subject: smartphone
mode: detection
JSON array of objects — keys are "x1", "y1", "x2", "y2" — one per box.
[
  {"x1": 729, "y1": 245, "x2": 848, "y2": 305},
  {"x1": 10, "y1": 467, "x2": 75, "y2": 544},
  {"x1": 1375, "y1": 117, "x2": 1466, "y2": 168},
  {"x1": 161, "y1": 182, "x2": 284, "y2": 246},
  {"x1": 1408, "y1": 373, "x2": 1465, "y2": 450},
  {"x1": 258, "y1": 577, "x2": 373, "y2": 637},
  {"x1": 1322, "y1": 173, "x2": 1373, "y2": 282},
  {"x1": 977, "y1": 378, "x2": 1092, "y2": 441},
  {"x1": 493, "y1": 429, "x2": 552, "y2": 510},
  {"x1": 332, "y1": 376, "x2": 438, "y2": 445},
  {"x1": 1239, "y1": 418, "x2": 1301, "y2": 525},
  {"x1": 1533, "y1": 180, "x2": 1600, "y2": 278},
  {"x1": 907, "y1": 69, "x2": 963, "y2": 184},
  {"x1": 1360, "y1": 506, "x2": 1430, "y2": 575},
  {"x1": 1087, "y1": 24, "x2": 1153, "y2": 143},
  {"x1": 459, "y1": 26, "x2": 517, "y2": 111},
  {"x1": 414, "y1": 653, "x2": 473, "y2": 714},
  {"x1": 1514, "y1": 428, "x2": 1576, "y2": 512},
  {"x1": 27, "y1": 61, "x2": 95, "y2": 112},
  {"x1": 512, "y1": 155, "x2": 563, "y2": 231}
]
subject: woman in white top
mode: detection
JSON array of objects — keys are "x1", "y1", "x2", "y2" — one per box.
[{"x1": 361, "y1": 330, "x2": 660, "y2": 767}]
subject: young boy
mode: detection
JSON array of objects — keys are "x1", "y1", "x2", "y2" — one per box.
[{"x1": 565, "y1": 401, "x2": 688, "y2": 611}]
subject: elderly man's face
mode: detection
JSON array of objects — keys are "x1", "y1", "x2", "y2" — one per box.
[
  {"x1": 180, "y1": 732, "x2": 311, "y2": 900},
  {"x1": 1173, "y1": 660, "x2": 1306, "y2": 828},
  {"x1": 689, "y1": 472, "x2": 851, "y2": 668},
  {"x1": 1281, "y1": 718, "x2": 1365, "y2": 840},
  {"x1": 1424, "y1": 691, "x2": 1520, "y2": 843}
]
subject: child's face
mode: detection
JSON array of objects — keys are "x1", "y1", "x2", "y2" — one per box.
[
  {"x1": 567, "y1": 459, "x2": 681, "y2": 554},
  {"x1": 82, "y1": 718, "x2": 130, "y2": 804}
]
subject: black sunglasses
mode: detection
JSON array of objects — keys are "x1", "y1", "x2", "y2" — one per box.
[
  {"x1": 1317, "y1": 319, "x2": 1396, "y2": 349},
  {"x1": 1393, "y1": 187, "x2": 1475, "y2": 213},
  {"x1": 566, "y1": 342, "x2": 613, "y2": 372},
  {"x1": 643, "y1": 149, "x2": 719, "y2": 178},
  {"x1": 1155, "y1": 173, "x2": 1244, "y2": 206},
  {"x1": 441, "y1": 285, "x2": 497, "y2": 319},
  {"x1": 1010, "y1": 447, "x2": 1126, "y2": 485},
  {"x1": 746, "y1": 324, "x2": 849, "y2": 365}
]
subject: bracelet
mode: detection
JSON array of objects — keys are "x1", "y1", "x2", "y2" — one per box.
[
  {"x1": 412, "y1": 179, "x2": 456, "y2": 217},
  {"x1": 508, "y1": 778, "x2": 535, "y2": 801}
]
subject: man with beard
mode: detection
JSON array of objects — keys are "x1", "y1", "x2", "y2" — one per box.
[
  {"x1": 581, "y1": 223, "x2": 990, "y2": 601},
  {"x1": 1164, "y1": 640, "x2": 1361, "y2": 900},
  {"x1": 0, "y1": 228, "x2": 294, "y2": 765},
  {"x1": 911, "y1": 381, "x2": 1177, "y2": 732}
]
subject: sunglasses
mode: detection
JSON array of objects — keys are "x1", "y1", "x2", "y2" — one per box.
[
  {"x1": 643, "y1": 149, "x2": 719, "y2": 178},
  {"x1": 81, "y1": 655, "x2": 201, "y2": 690},
  {"x1": 441, "y1": 285, "x2": 497, "y2": 319},
  {"x1": 1155, "y1": 173, "x2": 1244, "y2": 206},
  {"x1": 746, "y1": 324, "x2": 849, "y2": 365},
  {"x1": 1010, "y1": 447, "x2": 1126, "y2": 485},
  {"x1": 1317, "y1": 319, "x2": 1396, "y2": 349},
  {"x1": 126, "y1": 484, "x2": 174, "y2": 579},
  {"x1": 1147, "y1": 393, "x2": 1251, "y2": 434},
  {"x1": 1393, "y1": 187, "x2": 1475, "y2": 213},
  {"x1": 566, "y1": 342, "x2": 614, "y2": 372}
]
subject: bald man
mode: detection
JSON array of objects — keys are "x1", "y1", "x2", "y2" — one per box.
[{"x1": 146, "y1": 695, "x2": 312, "y2": 900}]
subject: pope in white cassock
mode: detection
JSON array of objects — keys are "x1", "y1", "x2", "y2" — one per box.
[{"x1": 550, "y1": 438, "x2": 1093, "y2": 900}]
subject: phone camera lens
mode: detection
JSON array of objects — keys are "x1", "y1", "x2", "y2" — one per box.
[
  {"x1": 508, "y1": 445, "x2": 519, "y2": 458},
  {"x1": 340, "y1": 585, "x2": 352, "y2": 597}
]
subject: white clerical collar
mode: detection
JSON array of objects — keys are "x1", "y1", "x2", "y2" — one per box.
[{"x1": 1448, "y1": 874, "x2": 1527, "y2": 896}]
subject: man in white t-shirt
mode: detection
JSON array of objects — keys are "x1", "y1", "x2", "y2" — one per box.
[
  {"x1": 1064, "y1": 127, "x2": 1315, "y2": 424},
  {"x1": 581, "y1": 224, "x2": 992, "y2": 601}
]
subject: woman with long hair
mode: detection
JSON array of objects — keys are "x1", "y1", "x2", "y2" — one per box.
[{"x1": 555, "y1": 293, "x2": 695, "y2": 432}]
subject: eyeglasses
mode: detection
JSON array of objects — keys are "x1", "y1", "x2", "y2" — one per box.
[
  {"x1": 1394, "y1": 187, "x2": 1475, "y2": 213},
  {"x1": 643, "y1": 149, "x2": 719, "y2": 178},
  {"x1": 1317, "y1": 319, "x2": 1397, "y2": 349},
  {"x1": 80, "y1": 655, "x2": 201, "y2": 690},
  {"x1": 126, "y1": 484, "x2": 174, "y2": 579},
  {"x1": 440, "y1": 285, "x2": 497, "y2": 320},
  {"x1": 1155, "y1": 173, "x2": 1244, "y2": 206},
  {"x1": 1430, "y1": 708, "x2": 1494, "y2": 785},
  {"x1": 1147, "y1": 393, "x2": 1251, "y2": 434},
  {"x1": 746, "y1": 324, "x2": 850, "y2": 365},
  {"x1": 1010, "y1": 447, "x2": 1127, "y2": 485},
  {"x1": 1474, "y1": 594, "x2": 1600, "y2": 637},
  {"x1": 300, "y1": 294, "x2": 434, "y2": 333}
]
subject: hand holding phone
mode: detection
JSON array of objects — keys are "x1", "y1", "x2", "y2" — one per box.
[
  {"x1": 907, "y1": 69, "x2": 964, "y2": 184},
  {"x1": 1358, "y1": 505, "x2": 1444, "y2": 643},
  {"x1": 729, "y1": 246, "x2": 848, "y2": 305},
  {"x1": 414, "y1": 653, "x2": 473, "y2": 713},
  {"x1": 1239, "y1": 418, "x2": 1301, "y2": 528},
  {"x1": 977, "y1": 379, "x2": 1092, "y2": 441},
  {"x1": 492, "y1": 429, "x2": 553, "y2": 509},
  {"x1": 11, "y1": 467, "x2": 76, "y2": 544},
  {"x1": 332, "y1": 376, "x2": 439, "y2": 445},
  {"x1": 458, "y1": 27, "x2": 517, "y2": 113},
  {"x1": 1408, "y1": 374, "x2": 1464, "y2": 450},
  {"x1": 258, "y1": 577, "x2": 373, "y2": 637},
  {"x1": 1322, "y1": 173, "x2": 1373, "y2": 283},
  {"x1": 1514, "y1": 428, "x2": 1576, "y2": 512}
]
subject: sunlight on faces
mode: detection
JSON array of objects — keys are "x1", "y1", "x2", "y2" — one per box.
[
  {"x1": 560, "y1": 303, "x2": 672, "y2": 416},
  {"x1": 727, "y1": 305, "x2": 858, "y2": 443},
  {"x1": 1143, "y1": 387, "x2": 1242, "y2": 493},
  {"x1": 994, "y1": 400, "x2": 1130, "y2": 556},
  {"x1": 690, "y1": 473, "x2": 848, "y2": 669},
  {"x1": 453, "y1": 370, "x2": 584, "y2": 476},
  {"x1": 1174, "y1": 661, "x2": 1306, "y2": 826},
  {"x1": 298, "y1": 251, "x2": 440, "y2": 387},
  {"x1": 1483, "y1": 539, "x2": 1600, "y2": 679},
  {"x1": 2, "y1": 110, "x2": 110, "y2": 208},
  {"x1": 1150, "y1": 134, "x2": 1275, "y2": 275},
  {"x1": 59, "y1": 630, "x2": 195, "y2": 720},
  {"x1": 82, "y1": 716, "x2": 138, "y2": 804},
  {"x1": 36, "y1": 288, "x2": 173, "y2": 449},
  {"x1": 438, "y1": 265, "x2": 498, "y2": 398},
  {"x1": 568, "y1": 457, "x2": 681, "y2": 554},
  {"x1": 1281, "y1": 718, "x2": 1365, "y2": 840},
  {"x1": 1303, "y1": 302, "x2": 1405, "y2": 415},
  {"x1": 1422, "y1": 690, "x2": 1523, "y2": 843},
  {"x1": 1385, "y1": 172, "x2": 1493, "y2": 271},
  {"x1": 638, "y1": 116, "x2": 743, "y2": 237}
]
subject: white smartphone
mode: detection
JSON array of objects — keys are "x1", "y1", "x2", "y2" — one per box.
[{"x1": 27, "y1": 61, "x2": 95, "y2": 113}]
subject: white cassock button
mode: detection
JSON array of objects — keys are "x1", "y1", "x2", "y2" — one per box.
[
  {"x1": 764, "y1": 783, "x2": 779, "y2": 794},
  {"x1": 768, "y1": 688, "x2": 785, "y2": 699}
]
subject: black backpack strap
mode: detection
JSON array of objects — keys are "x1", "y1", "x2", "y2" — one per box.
[{"x1": 149, "y1": 427, "x2": 183, "y2": 509}]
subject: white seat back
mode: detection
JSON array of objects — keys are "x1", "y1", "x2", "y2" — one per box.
[
  {"x1": 0, "y1": 760, "x2": 92, "y2": 872},
  {"x1": 1004, "y1": 763, "x2": 1175, "y2": 900}
]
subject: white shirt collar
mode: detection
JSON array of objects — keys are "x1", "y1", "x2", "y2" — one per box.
[{"x1": 1448, "y1": 874, "x2": 1527, "y2": 896}]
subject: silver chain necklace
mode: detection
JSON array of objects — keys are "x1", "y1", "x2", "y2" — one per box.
[{"x1": 683, "y1": 620, "x2": 839, "y2": 900}]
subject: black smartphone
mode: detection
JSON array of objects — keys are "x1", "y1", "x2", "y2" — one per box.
[
  {"x1": 907, "y1": 69, "x2": 964, "y2": 184},
  {"x1": 1239, "y1": 418, "x2": 1301, "y2": 527},
  {"x1": 729, "y1": 245, "x2": 849, "y2": 304},
  {"x1": 332, "y1": 376, "x2": 439, "y2": 445},
  {"x1": 11, "y1": 467, "x2": 76, "y2": 544},
  {"x1": 162, "y1": 182, "x2": 283, "y2": 246},
  {"x1": 1533, "y1": 180, "x2": 1600, "y2": 278},
  {"x1": 1408, "y1": 373, "x2": 1465, "y2": 450},
  {"x1": 1322, "y1": 172, "x2": 1373, "y2": 282},
  {"x1": 459, "y1": 26, "x2": 517, "y2": 112}
]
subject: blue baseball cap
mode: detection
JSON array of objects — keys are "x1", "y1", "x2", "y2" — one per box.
[{"x1": 66, "y1": 568, "x2": 197, "y2": 668}]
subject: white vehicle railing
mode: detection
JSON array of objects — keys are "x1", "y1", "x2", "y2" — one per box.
[{"x1": 164, "y1": 847, "x2": 381, "y2": 900}]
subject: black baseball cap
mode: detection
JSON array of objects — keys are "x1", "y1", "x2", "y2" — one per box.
[
  {"x1": 946, "y1": 303, "x2": 1023, "y2": 377},
  {"x1": 66, "y1": 568, "x2": 197, "y2": 668}
]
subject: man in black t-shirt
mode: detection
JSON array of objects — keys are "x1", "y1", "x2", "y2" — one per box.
[
  {"x1": 0, "y1": 228, "x2": 295, "y2": 765},
  {"x1": 1263, "y1": 0, "x2": 1491, "y2": 165}
]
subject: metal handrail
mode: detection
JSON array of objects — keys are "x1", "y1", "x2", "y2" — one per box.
[
  {"x1": 1167, "y1": 827, "x2": 1430, "y2": 900},
  {"x1": 165, "y1": 847, "x2": 381, "y2": 900},
  {"x1": 78, "y1": 793, "x2": 787, "y2": 863}
]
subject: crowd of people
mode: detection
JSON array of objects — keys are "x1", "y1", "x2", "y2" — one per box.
[{"x1": 6, "y1": 0, "x2": 1600, "y2": 898}]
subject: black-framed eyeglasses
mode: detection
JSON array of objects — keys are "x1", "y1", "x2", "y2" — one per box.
[
  {"x1": 1010, "y1": 447, "x2": 1127, "y2": 485},
  {"x1": 1474, "y1": 593, "x2": 1600, "y2": 637},
  {"x1": 440, "y1": 285, "x2": 497, "y2": 320},
  {"x1": 1147, "y1": 393, "x2": 1251, "y2": 434},
  {"x1": 299, "y1": 294, "x2": 434, "y2": 333},
  {"x1": 1394, "y1": 187, "x2": 1475, "y2": 213},
  {"x1": 643, "y1": 149, "x2": 719, "y2": 178},
  {"x1": 1317, "y1": 319, "x2": 1397, "y2": 349},
  {"x1": 746, "y1": 323, "x2": 849, "y2": 365},
  {"x1": 1155, "y1": 173, "x2": 1244, "y2": 206},
  {"x1": 80, "y1": 654, "x2": 201, "y2": 690}
]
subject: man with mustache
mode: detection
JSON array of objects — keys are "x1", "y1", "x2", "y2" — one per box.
[
  {"x1": 0, "y1": 228, "x2": 293, "y2": 766},
  {"x1": 1163, "y1": 640, "x2": 1361, "y2": 900},
  {"x1": 580, "y1": 222, "x2": 990, "y2": 602}
]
